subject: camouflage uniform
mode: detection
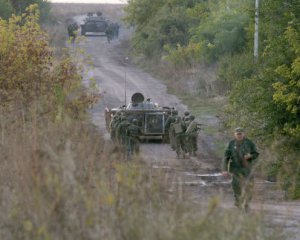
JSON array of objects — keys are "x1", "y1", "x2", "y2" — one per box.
[
  {"x1": 116, "y1": 116, "x2": 129, "y2": 145},
  {"x1": 110, "y1": 114, "x2": 120, "y2": 141},
  {"x1": 182, "y1": 111, "x2": 190, "y2": 124},
  {"x1": 105, "y1": 24, "x2": 114, "y2": 43},
  {"x1": 172, "y1": 117, "x2": 187, "y2": 158},
  {"x1": 67, "y1": 22, "x2": 79, "y2": 43},
  {"x1": 185, "y1": 115, "x2": 199, "y2": 156},
  {"x1": 126, "y1": 119, "x2": 141, "y2": 157},
  {"x1": 223, "y1": 128, "x2": 259, "y2": 211},
  {"x1": 112, "y1": 23, "x2": 120, "y2": 39},
  {"x1": 165, "y1": 110, "x2": 177, "y2": 146}
]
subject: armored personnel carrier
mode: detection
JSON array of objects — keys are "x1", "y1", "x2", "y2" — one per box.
[
  {"x1": 80, "y1": 16, "x2": 109, "y2": 36},
  {"x1": 105, "y1": 93, "x2": 173, "y2": 141}
]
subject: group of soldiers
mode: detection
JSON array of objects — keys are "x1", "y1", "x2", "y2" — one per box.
[
  {"x1": 165, "y1": 110, "x2": 201, "y2": 159},
  {"x1": 109, "y1": 112, "x2": 141, "y2": 158},
  {"x1": 108, "y1": 109, "x2": 200, "y2": 159}
]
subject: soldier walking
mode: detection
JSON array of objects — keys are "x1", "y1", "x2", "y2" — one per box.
[
  {"x1": 110, "y1": 112, "x2": 121, "y2": 141},
  {"x1": 172, "y1": 116, "x2": 187, "y2": 158},
  {"x1": 67, "y1": 22, "x2": 79, "y2": 43},
  {"x1": 222, "y1": 128, "x2": 259, "y2": 212},
  {"x1": 105, "y1": 24, "x2": 114, "y2": 43},
  {"x1": 126, "y1": 119, "x2": 141, "y2": 157},
  {"x1": 165, "y1": 110, "x2": 177, "y2": 145},
  {"x1": 185, "y1": 115, "x2": 199, "y2": 157},
  {"x1": 116, "y1": 115, "x2": 130, "y2": 146}
]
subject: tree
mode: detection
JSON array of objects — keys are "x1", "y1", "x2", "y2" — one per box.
[
  {"x1": 0, "y1": 4, "x2": 89, "y2": 119},
  {"x1": 0, "y1": 0, "x2": 13, "y2": 19},
  {"x1": 9, "y1": 0, "x2": 51, "y2": 22}
]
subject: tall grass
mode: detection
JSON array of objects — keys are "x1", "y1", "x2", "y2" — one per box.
[
  {"x1": 0, "y1": 3, "x2": 285, "y2": 240},
  {"x1": 0, "y1": 108, "x2": 282, "y2": 239}
]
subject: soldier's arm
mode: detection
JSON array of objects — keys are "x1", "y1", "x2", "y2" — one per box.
[
  {"x1": 223, "y1": 142, "x2": 232, "y2": 171},
  {"x1": 249, "y1": 140, "x2": 259, "y2": 161}
]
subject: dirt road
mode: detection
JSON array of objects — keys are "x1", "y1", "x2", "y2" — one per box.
[{"x1": 72, "y1": 13, "x2": 300, "y2": 239}]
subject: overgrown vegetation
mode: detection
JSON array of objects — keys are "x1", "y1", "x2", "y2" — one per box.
[
  {"x1": 0, "y1": 0, "x2": 51, "y2": 22},
  {"x1": 0, "y1": 3, "x2": 283, "y2": 239},
  {"x1": 125, "y1": 0, "x2": 300, "y2": 198}
]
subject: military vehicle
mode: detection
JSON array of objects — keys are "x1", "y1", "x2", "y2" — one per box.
[
  {"x1": 80, "y1": 16, "x2": 109, "y2": 36},
  {"x1": 105, "y1": 93, "x2": 173, "y2": 141}
]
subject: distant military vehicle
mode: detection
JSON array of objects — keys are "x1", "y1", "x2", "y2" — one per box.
[
  {"x1": 80, "y1": 16, "x2": 109, "y2": 36},
  {"x1": 105, "y1": 93, "x2": 173, "y2": 141}
]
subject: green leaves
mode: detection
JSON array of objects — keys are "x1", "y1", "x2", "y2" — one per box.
[{"x1": 0, "y1": 0, "x2": 13, "y2": 19}]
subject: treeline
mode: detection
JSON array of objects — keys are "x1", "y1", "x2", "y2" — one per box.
[
  {"x1": 125, "y1": 0, "x2": 300, "y2": 198},
  {"x1": 0, "y1": 0, "x2": 51, "y2": 22}
]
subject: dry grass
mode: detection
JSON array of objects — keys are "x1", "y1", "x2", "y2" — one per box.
[
  {"x1": 0, "y1": 109, "x2": 282, "y2": 239},
  {"x1": 0, "y1": 3, "x2": 285, "y2": 239}
]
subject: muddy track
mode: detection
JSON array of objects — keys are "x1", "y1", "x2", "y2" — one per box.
[{"x1": 71, "y1": 13, "x2": 300, "y2": 239}]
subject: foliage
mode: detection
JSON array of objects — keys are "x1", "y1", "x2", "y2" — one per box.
[
  {"x1": 0, "y1": 0, "x2": 13, "y2": 19},
  {"x1": 190, "y1": 9, "x2": 249, "y2": 62},
  {"x1": 0, "y1": 4, "x2": 94, "y2": 120},
  {"x1": 125, "y1": 1, "x2": 195, "y2": 58},
  {"x1": 9, "y1": 0, "x2": 51, "y2": 23},
  {"x1": 164, "y1": 42, "x2": 202, "y2": 68},
  {"x1": 125, "y1": 0, "x2": 250, "y2": 64},
  {"x1": 221, "y1": 0, "x2": 300, "y2": 196},
  {"x1": 0, "y1": 112, "x2": 282, "y2": 239},
  {"x1": 126, "y1": 0, "x2": 300, "y2": 198},
  {"x1": 272, "y1": 23, "x2": 300, "y2": 138}
]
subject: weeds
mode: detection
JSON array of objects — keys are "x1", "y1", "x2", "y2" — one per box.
[{"x1": 0, "y1": 3, "x2": 286, "y2": 240}]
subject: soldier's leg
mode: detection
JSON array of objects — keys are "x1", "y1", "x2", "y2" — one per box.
[
  {"x1": 180, "y1": 135, "x2": 187, "y2": 158},
  {"x1": 192, "y1": 135, "x2": 198, "y2": 156},
  {"x1": 127, "y1": 138, "x2": 133, "y2": 158},
  {"x1": 231, "y1": 173, "x2": 242, "y2": 207},
  {"x1": 111, "y1": 129, "x2": 116, "y2": 141},
  {"x1": 175, "y1": 135, "x2": 181, "y2": 158},
  {"x1": 134, "y1": 139, "x2": 140, "y2": 155},
  {"x1": 169, "y1": 130, "x2": 175, "y2": 150},
  {"x1": 186, "y1": 135, "x2": 192, "y2": 156},
  {"x1": 242, "y1": 176, "x2": 254, "y2": 212}
]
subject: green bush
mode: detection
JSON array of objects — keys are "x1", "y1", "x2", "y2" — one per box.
[{"x1": 0, "y1": 0, "x2": 13, "y2": 19}]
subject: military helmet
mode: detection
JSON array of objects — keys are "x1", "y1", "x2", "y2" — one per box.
[
  {"x1": 184, "y1": 111, "x2": 190, "y2": 116},
  {"x1": 172, "y1": 110, "x2": 178, "y2": 115},
  {"x1": 132, "y1": 119, "x2": 138, "y2": 125},
  {"x1": 190, "y1": 115, "x2": 195, "y2": 120}
]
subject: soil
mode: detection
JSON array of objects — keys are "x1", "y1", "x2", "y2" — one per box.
[{"x1": 70, "y1": 10, "x2": 300, "y2": 240}]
